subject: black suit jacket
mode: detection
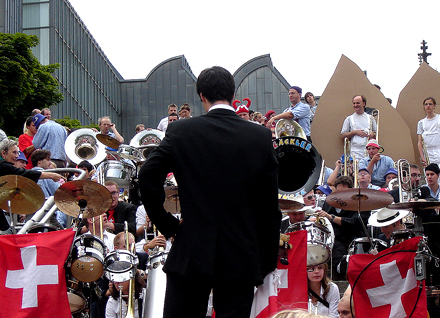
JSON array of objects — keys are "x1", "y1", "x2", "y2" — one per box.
[
  {"x1": 106, "y1": 201, "x2": 137, "y2": 235},
  {"x1": 138, "y1": 108, "x2": 281, "y2": 285}
]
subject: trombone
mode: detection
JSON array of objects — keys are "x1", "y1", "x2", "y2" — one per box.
[
  {"x1": 352, "y1": 156, "x2": 359, "y2": 188},
  {"x1": 372, "y1": 109, "x2": 379, "y2": 143},
  {"x1": 421, "y1": 135, "x2": 430, "y2": 167},
  {"x1": 343, "y1": 138, "x2": 351, "y2": 176}
]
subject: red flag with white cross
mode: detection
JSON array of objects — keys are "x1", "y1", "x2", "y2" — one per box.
[
  {"x1": 250, "y1": 230, "x2": 308, "y2": 318},
  {"x1": 0, "y1": 230, "x2": 75, "y2": 318},
  {"x1": 347, "y1": 237, "x2": 427, "y2": 318}
]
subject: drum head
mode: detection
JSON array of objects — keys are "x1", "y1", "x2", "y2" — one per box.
[
  {"x1": 70, "y1": 235, "x2": 106, "y2": 283},
  {"x1": 67, "y1": 288, "x2": 86, "y2": 314},
  {"x1": 71, "y1": 257, "x2": 104, "y2": 283}
]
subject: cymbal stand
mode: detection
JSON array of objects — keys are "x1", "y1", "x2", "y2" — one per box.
[
  {"x1": 8, "y1": 200, "x2": 16, "y2": 234},
  {"x1": 71, "y1": 199, "x2": 88, "y2": 233},
  {"x1": 355, "y1": 188, "x2": 376, "y2": 253}
]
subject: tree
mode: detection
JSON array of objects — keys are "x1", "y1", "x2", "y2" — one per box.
[{"x1": 0, "y1": 33, "x2": 63, "y2": 136}]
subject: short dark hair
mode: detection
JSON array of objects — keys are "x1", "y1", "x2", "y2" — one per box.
[
  {"x1": 196, "y1": 66, "x2": 235, "y2": 105},
  {"x1": 25, "y1": 116, "x2": 33, "y2": 128},
  {"x1": 423, "y1": 97, "x2": 437, "y2": 105},
  {"x1": 169, "y1": 113, "x2": 178, "y2": 118},
  {"x1": 31, "y1": 149, "x2": 51, "y2": 167},
  {"x1": 335, "y1": 176, "x2": 353, "y2": 189},
  {"x1": 78, "y1": 160, "x2": 93, "y2": 172}
]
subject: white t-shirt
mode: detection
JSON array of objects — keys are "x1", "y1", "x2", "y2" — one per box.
[
  {"x1": 157, "y1": 117, "x2": 168, "y2": 132},
  {"x1": 341, "y1": 112, "x2": 376, "y2": 160},
  {"x1": 417, "y1": 114, "x2": 440, "y2": 165}
]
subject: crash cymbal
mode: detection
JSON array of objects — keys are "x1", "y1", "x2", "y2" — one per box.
[
  {"x1": 388, "y1": 201, "x2": 440, "y2": 210},
  {"x1": 326, "y1": 188, "x2": 394, "y2": 211},
  {"x1": 96, "y1": 133, "x2": 121, "y2": 150},
  {"x1": 54, "y1": 180, "x2": 112, "y2": 218},
  {"x1": 0, "y1": 175, "x2": 45, "y2": 214}
]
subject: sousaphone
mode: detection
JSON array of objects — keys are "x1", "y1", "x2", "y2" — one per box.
[
  {"x1": 275, "y1": 119, "x2": 322, "y2": 200},
  {"x1": 130, "y1": 129, "x2": 164, "y2": 161},
  {"x1": 65, "y1": 129, "x2": 106, "y2": 165}
]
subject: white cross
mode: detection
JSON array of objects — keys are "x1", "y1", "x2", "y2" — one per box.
[
  {"x1": 5, "y1": 245, "x2": 58, "y2": 309},
  {"x1": 366, "y1": 260, "x2": 417, "y2": 317},
  {"x1": 250, "y1": 269, "x2": 289, "y2": 317}
]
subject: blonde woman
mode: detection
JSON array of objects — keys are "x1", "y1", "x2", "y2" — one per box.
[{"x1": 271, "y1": 309, "x2": 329, "y2": 318}]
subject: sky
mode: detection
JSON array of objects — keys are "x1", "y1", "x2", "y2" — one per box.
[{"x1": 68, "y1": 0, "x2": 440, "y2": 105}]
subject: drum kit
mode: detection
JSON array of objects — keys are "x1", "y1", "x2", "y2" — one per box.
[
  {"x1": 0, "y1": 174, "x2": 146, "y2": 317},
  {"x1": 283, "y1": 187, "x2": 440, "y2": 283}
]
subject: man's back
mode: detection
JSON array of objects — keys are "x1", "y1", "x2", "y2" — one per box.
[
  {"x1": 33, "y1": 121, "x2": 67, "y2": 161},
  {"x1": 140, "y1": 108, "x2": 280, "y2": 283}
]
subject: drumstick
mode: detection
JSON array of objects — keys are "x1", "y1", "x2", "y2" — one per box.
[{"x1": 99, "y1": 214, "x2": 103, "y2": 240}]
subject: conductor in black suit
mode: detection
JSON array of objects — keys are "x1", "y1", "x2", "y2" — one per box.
[{"x1": 138, "y1": 66, "x2": 281, "y2": 318}]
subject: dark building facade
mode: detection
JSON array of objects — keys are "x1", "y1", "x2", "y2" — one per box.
[{"x1": 1, "y1": 0, "x2": 319, "y2": 140}]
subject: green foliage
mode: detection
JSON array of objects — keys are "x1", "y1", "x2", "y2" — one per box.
[
  {"x1": 54, "y1": 116, "x2": 98, "y2": 130},
  {"x1": 0, "y1": 33, "x2": 64, "y2": 137},
  {"x1": 55, "y1": 116, "x2": 82, "y2": 129}
]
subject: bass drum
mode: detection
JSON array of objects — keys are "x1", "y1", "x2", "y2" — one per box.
[
  {"x1": 143, "y1": 251, "x2": 168, "y2": 318},
  {"x1": 26, "y1": 223, "x2": 58, "y2": 233},
  {"x1": 348, "y1": 237, "x2": 388, "y2": 255},
  {"x1": 71, "y1": 234, "x2": 106, "y2": 283},
  {"x1": 285, "y1": 220, "x2": 332, "y2": 266},
  {"x1": 66, "y1": 276, "x2": 86, "y2": 314}
]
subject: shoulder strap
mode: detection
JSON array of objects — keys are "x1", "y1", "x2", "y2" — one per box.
[{"x1": 308, "y1": 288, "x2": 329, "y2": 308}]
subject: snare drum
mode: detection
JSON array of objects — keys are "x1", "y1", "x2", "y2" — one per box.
[
  {"x1": 118, "y1": 144, "x2": 143, "y2": 161},
  {"x1": 104, "y1": 249, "x2": 138, "y2": 283},
  {"x1": 348, "y1": 237, "x2": 388, "y2": 255},
  {"x1": 390, "y1": 229, "x2": 417, "y2": 246},
  {"x1": 71, "y1": 234, "x2": 106, "y2": 283},
  {"x1": 285, "y1": 221, "x2": 332, "y2": 266},
  {"x1": 101, "y1": 160, "x2": 135, "y2": 188}
]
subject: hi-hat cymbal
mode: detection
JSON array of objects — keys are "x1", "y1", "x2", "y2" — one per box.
[
  {"x1": 0, "y1": 175, "x2": 45, "y2": 214},
  {"x1": 388, "y1": 201, "x2": 440, "y2": 210},
  {"x1": 96, "y1": 133, "x2": 121, "y2": 150},
  {"x1": 326, "y1": 188, "x2": 394, "y2": 211},
  {"x1": 164, "y1": 185, "x2": 180, "y2": 213},
  {"x1": 54, "y1": 180, "x2": 112, "y2": 218}
]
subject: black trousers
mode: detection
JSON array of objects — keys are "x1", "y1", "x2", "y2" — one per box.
[{"x1": 163, "y1": 272, "x2": 255, "y2": 318}]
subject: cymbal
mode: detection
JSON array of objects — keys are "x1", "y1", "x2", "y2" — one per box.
[
  {"x1": 326, "y1": 188, "x2": 394, "y2": 211},
  {"x1": 278, "y1": 199, "x2": 305, "y2": 211},
  {"x1": 96, "y1": 133, "x2": 121, "y2": 150},
  {"x1": 164, "y1": 185, "x2": 180, "y2": 213},
  {"x1": 0, "y1": 175, "x2": 45, "y2": 214},
  {"x1": 54, "y1": 180, "x2": 112, "y2": 218},
  {"x1": 388, "y1": 201, "x2": 440, "y2": 210}
]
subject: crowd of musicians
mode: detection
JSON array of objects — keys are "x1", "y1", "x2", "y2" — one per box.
[{"x1": 0, "y1": 84, "x2": 440, "y2": 318}]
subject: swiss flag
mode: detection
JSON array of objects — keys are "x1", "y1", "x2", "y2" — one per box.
[
  {"x1": 251, "y1": 230, "x2": 308, "y2": 318},
  {"x1": 0, "y1": 230, "x2": 75, "y2": 318},
  {"x1": 347, "y1": 237, "x2": 427, "y2": 318}
]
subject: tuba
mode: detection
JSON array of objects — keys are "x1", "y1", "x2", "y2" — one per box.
[
  {"x1": 130, "y1": 129, "x2": 164, "y2": 161},
  {"x1": 65, "y1": 129, "x2": 106, "y2": 165},
  {"x1": 274, "y1": 119, "x2": 322, "y2": 199}
]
